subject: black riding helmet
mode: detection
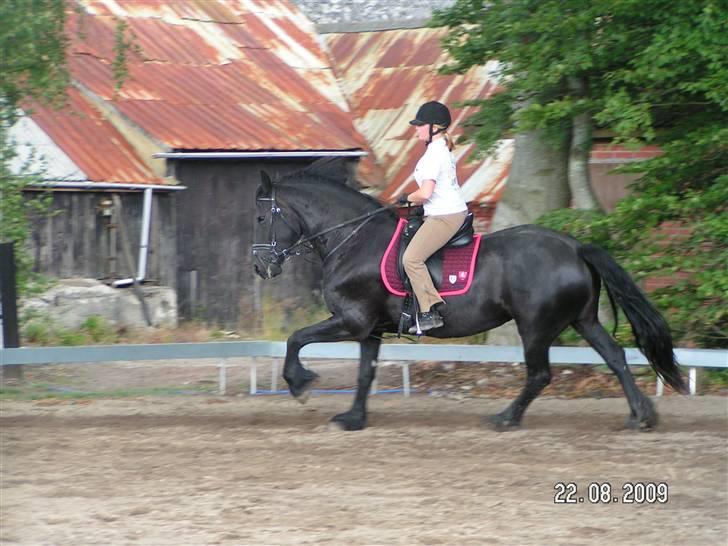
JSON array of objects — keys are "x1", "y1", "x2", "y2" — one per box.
[{"x1": 409, "y1": 101, "x2": 451, "y2": 144}]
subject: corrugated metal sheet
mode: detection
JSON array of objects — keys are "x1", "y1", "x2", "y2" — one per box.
[
  {"x1": 67, "y1": 0, "x2": 364, "y2": 152},
  {"x1": 325, "y1": 27, "x2": 513, "y2": 201},
  {"x1": 26, "y1": 87, "x2": 162, "y2": 184}
]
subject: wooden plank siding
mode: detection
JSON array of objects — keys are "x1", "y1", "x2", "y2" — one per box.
[
  {"x1": 25, "y1": 191, "x2": 177, "y2": 287},
  {"x1": 170, "y1": 159, "x2": 358, "y2": 329}
]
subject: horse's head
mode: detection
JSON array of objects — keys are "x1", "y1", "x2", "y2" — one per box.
[{"x1": 252, "y1": 170, "x2": 302, "y2": 279}]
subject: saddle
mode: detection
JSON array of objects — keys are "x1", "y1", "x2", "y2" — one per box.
[
  {"x1": 396, "y1": 211, "x2": 475, "y2": 292},
  {"x1": 379, "y1": 209, "x2": 481, "y2": 336}
]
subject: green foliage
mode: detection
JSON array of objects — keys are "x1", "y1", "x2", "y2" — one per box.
[
  {"x1": 1, "y1": 2, "x2": 138, "y2": 297},
  {"x1": 1, "y1": 0, "x2": 68, "y2": 295},
  {"x1": 0, "y1": 125, "x2": 54, "y2": 294},
  {"x1": 437, "y1": 0, "x2": 727, "y2": 347},
  {"x1": 0, "y1": 0, "x2": 69, "y2": 126},
  {"x1": 539, "y1": 168, "x2": 727, "y2": 348},
  {"x1": 257, "y1": 295, "x2": 330, "y2": 341},
  {"x1": 111, "y1": 18, "x2": 141, "y2": 95},
  {"x1": 705, "y1": 369, "x2": 728, "y2": 388},
  {"x1": 538, "y1": 208, "x2": 611, "y2": 248},
  {"x1": 21, "y1": 313, "x2": 121, "y2": 346},
  {"x1": 0, "y1": 384, "x2": 215, "y2": 401},
  {"x1": 432, "y1": 0, "x2": 619, "y2": 152}
]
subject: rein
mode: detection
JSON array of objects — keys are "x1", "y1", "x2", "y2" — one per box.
[{"x1": 253, "y1": 186, "x2": 392, "y2": 264}]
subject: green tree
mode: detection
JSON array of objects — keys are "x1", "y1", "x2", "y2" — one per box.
[
  {"x1": 557, "y1": 1, "x2": 728, "y2": 347},
  {"x1": 433, "y1": 0, "x2": 611, "y2": 219},
  {"x1": 434, "y1": 0, "x2": 727, "y2": 346},
  {"x1": 0, "y1": 0, "x2": 69, "y2": 126},
  {"x1": 0, "y1": 1, "x2": 135, "y2": 294},
  {"x1": 1, "y1": 0, "x2": 69, "y2": 292}
]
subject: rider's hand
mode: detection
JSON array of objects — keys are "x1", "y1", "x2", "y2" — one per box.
[{"x1": 397, "y1": 194, "x2": 409, "y2": 206}]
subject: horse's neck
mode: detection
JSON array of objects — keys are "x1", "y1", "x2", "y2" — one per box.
[
  {"x1": 283, "y1": 183, "x2": 392, "y2": 256},
  {"x1": 285, "y1": 184, "x2": 379, "y2": 234}
]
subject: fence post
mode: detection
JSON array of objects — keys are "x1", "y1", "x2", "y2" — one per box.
[
  {"x1": 218, "y1": 360, "x2": 227, "y2": 395},
  {"x1": 0, "y1": 242, "x2": 22, "y2": 381},
  {"x1": 250, "y1": 358, "x2": 258, "y2": 395}
]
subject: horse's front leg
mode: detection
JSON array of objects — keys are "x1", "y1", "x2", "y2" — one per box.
[
  {"x1": 284, "y1": 316, "x2": 353, "y2": 402},
  {"x1": 331, "y1": 336, "x2": 381, "y2": 431}
]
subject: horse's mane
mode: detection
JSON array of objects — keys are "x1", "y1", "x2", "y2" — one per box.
[{"x1": 279, "y1": 157, "x2": 385, "y2": 211}]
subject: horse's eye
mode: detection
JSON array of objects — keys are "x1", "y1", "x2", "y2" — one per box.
[{"x1": 257, "y1": 215, "x2": 265, "y2": 223}]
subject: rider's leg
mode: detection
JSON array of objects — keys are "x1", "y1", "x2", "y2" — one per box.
[{"x1": 403, "y1": 211, "x2": 467, "y2": 331}]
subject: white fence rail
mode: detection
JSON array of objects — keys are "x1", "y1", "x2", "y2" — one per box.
[{"x1": 2, "y1": 341, "x2": 726, "y2": 396}]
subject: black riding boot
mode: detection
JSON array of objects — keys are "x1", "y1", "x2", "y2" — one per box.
[{"x1": 409, "y1": 303, "x2": 445, "y2": 334}]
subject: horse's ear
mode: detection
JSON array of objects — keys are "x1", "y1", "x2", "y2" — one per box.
[{"x1": 260, "y1": 170, "x2": 273, "y2": 194}]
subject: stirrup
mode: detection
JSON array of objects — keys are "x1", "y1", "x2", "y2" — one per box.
[{"x1": 408, "y1": 311, "x2": 443, "y2": 334}]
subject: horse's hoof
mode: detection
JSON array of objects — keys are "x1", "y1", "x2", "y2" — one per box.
[
  {"x1": 626, "y1": 415, "x2": 658, "y2": 432},
  {"x1": 330, "y1": 412, "x2": 366, "y2": 431},
  {"x1": 327, "y1": 421, "x2": 347, "y2": 432},
  {"x1": 484, "y1": 413, "x2": 521, "y2": 432},
  {"x1": 626, "y1": 400, "x2": 659, "y2": 431},
  {"x1": 288, "y1": 370, "x2": 319, "y2": 404}
]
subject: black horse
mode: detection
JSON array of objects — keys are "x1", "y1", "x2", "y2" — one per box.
[{"x1": 252, "y1": 159, "x2": 687, "y2": 431}]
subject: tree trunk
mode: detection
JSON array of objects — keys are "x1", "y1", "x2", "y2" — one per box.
[
  {"x1": 489, "y1": 128, "x2": 570, "y2": 232},
  {"x1": 487, "y1": 127, "x2": 570, "y2": 345},
  {"x1": 567, "y1": 76, "x2": 600, "y2": 210}
]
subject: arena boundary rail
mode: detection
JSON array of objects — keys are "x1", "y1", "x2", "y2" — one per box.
[{"x1": 1, "y1": 342, "x2": 726, "y2": 397}]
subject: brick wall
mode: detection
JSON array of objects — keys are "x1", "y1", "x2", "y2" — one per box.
[{"x1": 643, "y1": 221, "x2": 694, "y2": 292}]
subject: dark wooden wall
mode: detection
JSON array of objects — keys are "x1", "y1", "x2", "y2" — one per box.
[
  {"x1": 171, "y1": 158, "x2": 358, "y2": 328},
  {"x1": 26, "y1": 190, "x2": 177, "y2": 286},
  {"x1": 23, "y1": 158, "x2": 359, "y2": 329}
]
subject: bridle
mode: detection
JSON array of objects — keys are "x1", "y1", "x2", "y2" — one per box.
[{"x1": 252, "y1": 185, "x2": 390, "y2": 271}]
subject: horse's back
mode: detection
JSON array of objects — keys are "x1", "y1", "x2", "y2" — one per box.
[{"x1": 477, "y1": 224, "x2": 595, "y2": 315}]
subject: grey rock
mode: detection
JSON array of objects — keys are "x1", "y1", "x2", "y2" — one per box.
[{"x1": 22, "y1": 278, "x2": 177, "y2": 329}]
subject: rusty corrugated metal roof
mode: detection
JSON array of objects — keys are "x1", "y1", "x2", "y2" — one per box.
[
  {"x1": 26, "y1": 87, "x2": 163, "y2": 184},
  {"x1": 68, "y1": 0, "x2": 366, "y2": 153},
  {"x1": 325, "y1": 27, "x2": 513, "y2": 201}
]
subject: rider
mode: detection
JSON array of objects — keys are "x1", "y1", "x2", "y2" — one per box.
[{"x1": 399, "y1": 101, "x2": 468, "y2": 333}]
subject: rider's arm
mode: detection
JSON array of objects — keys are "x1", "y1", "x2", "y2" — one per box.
[{"x1": 406, "y1": 179, "x2": 435, "y2": 204}]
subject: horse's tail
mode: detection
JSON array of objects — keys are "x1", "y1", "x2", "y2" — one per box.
[{"x1": 578, "y1": 244, "x2": 688, "y2": 394}]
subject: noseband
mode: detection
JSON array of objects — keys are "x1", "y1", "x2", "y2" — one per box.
[
  {"x1": 252, "y1": 186, "x2": 304, "y2": 269},
  {"x1": 252, "y1": 185, "x2": 389, "y2": 268}
]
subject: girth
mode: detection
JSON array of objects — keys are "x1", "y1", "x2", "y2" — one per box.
[{"x1": 397, "y1": 212, "x2": 474, "y2": 291}]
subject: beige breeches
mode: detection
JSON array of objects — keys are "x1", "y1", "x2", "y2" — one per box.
[{"x1": 402, "y1": 211, "x2": 468, "y2": 312}]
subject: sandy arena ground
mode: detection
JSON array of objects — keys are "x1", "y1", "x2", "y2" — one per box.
[{"x1": 1, "y1": 386, "x2": 726, "y2": 546}]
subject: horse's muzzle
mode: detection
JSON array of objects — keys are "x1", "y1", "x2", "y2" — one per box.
[{"x1": 254, "y1": 262, "x2": 282, "y2": 279}]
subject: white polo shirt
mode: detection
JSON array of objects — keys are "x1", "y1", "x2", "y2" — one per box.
[{"x1": 413, "y1": 138, "x2": 468, "y2": 216}]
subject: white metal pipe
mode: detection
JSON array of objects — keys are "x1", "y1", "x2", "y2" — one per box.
[
  {"x1": 137, "y1": 188, "x2": 153, "y2": 280},
  {"x1": 26, "y1": 181, "x2": 185, "y2": 191},
  {"x1": 153, "y1": 151, "x2": 367, "y2": 159},
  {"x1": 689, "y1": 367, "x2": 697, "y2": 396},
  {"x1": 656, "y1": 377, "x2": 664, "y2": 397},
  {"x1": 112, "y1": 188, "x2": 153, "y2": 288}
]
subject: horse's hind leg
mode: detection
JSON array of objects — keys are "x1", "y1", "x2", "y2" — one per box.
[
  {"x1": 330, "y1": 336, "x2": 381, "y2": 431},
  {"x1": 487, "y1": 335, "x2": 553, "y2": 431},
  {"x1": 573, "y1": 318, "x2": 657, "y2": 430}
]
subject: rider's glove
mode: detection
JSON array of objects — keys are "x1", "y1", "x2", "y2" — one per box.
[{"x1": 397, "y1": 194, "x2": 409, "y2": 206}]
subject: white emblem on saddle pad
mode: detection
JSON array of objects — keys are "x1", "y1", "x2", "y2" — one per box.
[{"x1": 449, "y1": 274, "x2": 457, "y2": 285}]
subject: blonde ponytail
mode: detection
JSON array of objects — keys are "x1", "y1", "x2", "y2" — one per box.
[
  {"x1": 435, "y1": 124, "x2": 455, "y2": 151},
  {"x1": 443, "y1": 131, "x2": 455, "y2": 151}
]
